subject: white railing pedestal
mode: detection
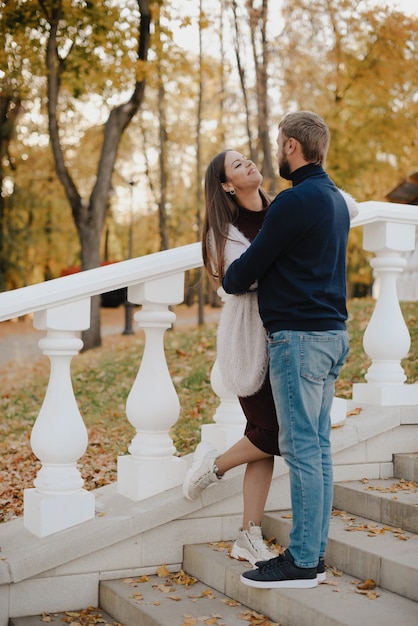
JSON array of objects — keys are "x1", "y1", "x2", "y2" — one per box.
[
  {"x1": 201, "y1": 358, "x2": 246, "y2": 453},
  {"x1": 117, "y1": 275, "x2": 188, "y2": 501},
  {"x1": 353, "y1": 214, "x2": 418, "y2": 406},
  {"x1": 24, "y1": 300, "x2": 95, "y2": 537}
]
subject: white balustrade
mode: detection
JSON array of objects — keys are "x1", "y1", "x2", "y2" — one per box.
[
  {"x1": 23, "y1": 299, "x2": 95, "y2": 537},
  {"x1": 1, "y1": 203, "x2": 418, "y2": 537},
  {"x1": 117, "y1": 274, "x2": 188, "y2": 500},
  {"x1": 353, "y1": 205, "x2": 418, "y2": 406}
]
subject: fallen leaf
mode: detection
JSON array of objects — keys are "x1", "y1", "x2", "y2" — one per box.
[
  {"x1": 209, "y1": 541, "x2": 232, "y2": 552},
  {"x1": 156, "y1": 564, "x2": 171, "y2": 578},
  {"x1": 130, "y1": 592, "x2": 143, "y2": 601},
  {"x1": 221, "y1": 599, "x2": 241, "y2": 606},
  {"x1": 172, "y1": 570, "x2": 198, "y2": 587},
  {"x1": 136, "y1": 575, "x2": 149, "y2": 583},
  {"x1": 356, "y1": 589, "x2": 380, "y2": 600},
  {"x1": 181, "y1": 617, "x2": 197, "y2": 626},
  {"x1": 357, "y1": 579, "x2": 376, "y2": 590},
  {"x1": 188, "y1": 590, "x2": 213, "y2": 599},
  {"x1": 347, "y1": 407, "x2": 362, "y2": 416},
  {"x1": 330, "y1": 566, "x2": 343, "y2": 577},
  {"x1": 153, "y1": 584, "x2": 175, "y2": 593}
]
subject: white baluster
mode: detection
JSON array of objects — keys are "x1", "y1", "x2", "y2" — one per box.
[
  {"x1": 201, "y1": 358, "x2": 246, "y2": 453},
  {"x1": 24, "y1": 299, "x2": 95, "y2": 537},
  {"x1": 353, "y1": 218, "x2": 418, "y2": 406},
  {"x1": 117, "y1": 274, "x2": 187, "y2": 500}
]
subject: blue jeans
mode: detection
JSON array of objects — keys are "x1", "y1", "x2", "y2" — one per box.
[{"x1": 268, "y1": 330, "x2": 349, "y2": 568}]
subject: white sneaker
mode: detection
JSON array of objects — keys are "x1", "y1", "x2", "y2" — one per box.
[
  {"x1": 183, "y1": 441, "x2": 220, "y2": 500},
  {"x1": 230, "y1": 521, "x2": 277, "y2": 566}
]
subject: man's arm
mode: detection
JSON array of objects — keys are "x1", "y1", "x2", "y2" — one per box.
[{"x1": 222, "y1": 191, "x2": 300, "y2": 294}]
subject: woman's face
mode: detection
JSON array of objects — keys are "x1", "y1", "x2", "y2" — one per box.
[{"x1": 222, "y1": 151, "x2": 263, "y2": 194}]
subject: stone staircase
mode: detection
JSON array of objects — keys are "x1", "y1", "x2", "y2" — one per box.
[{"x1": 11, "y1": 453, "x2": 418, "y2": 626}]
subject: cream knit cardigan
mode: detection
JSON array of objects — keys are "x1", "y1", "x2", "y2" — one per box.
[{"x1": 216, "y1": 224, "x2": 269, "y2": 398}]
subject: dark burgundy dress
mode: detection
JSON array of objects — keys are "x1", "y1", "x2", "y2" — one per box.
[{"x1": 233, "y1": 206, "x2": 280, "y2": 456}]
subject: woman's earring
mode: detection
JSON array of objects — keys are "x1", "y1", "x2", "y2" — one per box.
[{"x1": 229, "y1": 189, "x2": 236, "y2": 195}]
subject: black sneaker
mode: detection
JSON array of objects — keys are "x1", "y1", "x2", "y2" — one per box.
[
  {"x1": 256, "y1": 553, "x2": 326, "y2": 582},
  {"x1": 241, "y1": 549, "x2": 318, "y2": 589},
  {"x1": 317, "y1": 556, "x2": 326, "y2": 582}
]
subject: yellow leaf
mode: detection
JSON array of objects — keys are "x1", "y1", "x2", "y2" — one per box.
[
  {"x1": 172, "y1": 570, "x2": 198, "y2": 586},
  {"x1": 366, "y1": 591, "x2": 380, "y2": 600},
  {"x1": 181, "y1": 617, "x2": 197, "y2": 626},
  {"x1": 168, "y1": 595, "x2": 181, "y2": 601},
  {"x1": 156, "y1": 564, "x2": 171, "y2": 578},
  {"x1": 130, "y1": 592, "x2": 143, "y2": 601},
  {"x1": 136, "y1": 575, "x2": 149, "y2": 583},
  {"x1": 347, "y1": 407, "x2": 362, "y2": 416},
  {"x1": 209, "y1": 541, "x2": 231, "y2": 551},
  {"x1": 221, "y1": 598, "x2": 241, "y2": 606},
  {"x1": 188, "y1": 589, "x2": 213, "y2": 599},
  {"x1": 357, "y1": 579, "x2": 376, "y2": 590},
  {"x1": 153, "y1": 584, "x2": 175, "y2": 593}
]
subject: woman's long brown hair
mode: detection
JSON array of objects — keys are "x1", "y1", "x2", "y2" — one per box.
[{"x1": 202, "y1": 150, "x2": 270, "y2": 288}]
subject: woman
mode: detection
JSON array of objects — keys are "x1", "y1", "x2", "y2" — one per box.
[{"x1": 183, "y1": 150, "x2": 279, "y2": 566}]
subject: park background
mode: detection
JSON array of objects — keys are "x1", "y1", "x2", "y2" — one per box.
[{"x1": 1, "y1": 1, "x2": 417, "y2": 350}]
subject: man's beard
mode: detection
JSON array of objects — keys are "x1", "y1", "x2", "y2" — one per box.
[{"x1": 279, "y1": 156, "x2": 292, "y2": 180}]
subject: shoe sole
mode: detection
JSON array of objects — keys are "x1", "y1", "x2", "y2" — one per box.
[
  {"x1": 240, "y1": 574, "x2": 318, "y2": 589},
  {"x1": 231, "y1": 544, "x2": 276, "y2": 567},
  {"x1": 183, "y1": 442, "x2": 217, "y2": 500},
  {"x1": 317, "y1": 572, "x2": 326, "y2": 583},
  {"x1": 230, "y1": 545, "x2": 257, "y2": 566}
]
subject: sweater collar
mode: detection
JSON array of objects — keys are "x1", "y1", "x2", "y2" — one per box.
[{"x1": 290, "y1": 163, "x2": 325, "y2": 186}]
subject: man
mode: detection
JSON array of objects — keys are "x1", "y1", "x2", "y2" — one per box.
[{"x1": 222, "y1": 111, "x2": 350, "y2": 589}]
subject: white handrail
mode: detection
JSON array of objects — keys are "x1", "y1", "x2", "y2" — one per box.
[{"x1": 0, "y1": 242, "x2": 202, "y2": 322}]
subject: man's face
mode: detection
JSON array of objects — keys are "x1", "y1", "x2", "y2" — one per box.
[{"x1": 276, "y1": 131, "x2": 291, "y2": 180}]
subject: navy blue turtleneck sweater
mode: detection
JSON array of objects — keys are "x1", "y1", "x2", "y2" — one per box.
[{"x1": 222, "y1": 164, "x2": 350, "y2": 333}]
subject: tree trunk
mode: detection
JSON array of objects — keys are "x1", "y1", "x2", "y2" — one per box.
[
  {"x1": 196, "y1": 0, "x2": 205, "y2": 326},
  {"x1": 0, "y1": 95, "x2": 21, "y2": 291},
  {"x1": 155, "y1": 7, "x2": 169, "y2": 252},
  {"x1": 44, "y1": 0, "x2": 152, "y2": 350},
  {"x1": 247, "y1": 0, "x2": 276, "y2": 193},
  {"x1": 231, "y1": 0, "x2": 257, "y2": 163}
]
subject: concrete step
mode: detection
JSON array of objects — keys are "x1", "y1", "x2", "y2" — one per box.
[
  {"x1": 12, "y1": 466, "x2": 418, "y2": 626},
  {"x1": 393, "y1": 452, "x2": 418, "y2": 481},
  {"x1": 262, "y1": 507, "x2": 418, "y2": 603},
  {"x1": 183, "y1": 542, "x2": 418, "y2": 626},
  {"x1": 9, "y1": 607, "x2": 117, "y2": 626},
  {"x1": 99, "y1": 568, "x2": 278, "y2": 626},
  {"x1": 333, "y1": 477, "x2": 418, "y2": 533}
]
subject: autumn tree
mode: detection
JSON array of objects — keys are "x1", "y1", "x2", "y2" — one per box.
[
  {"x1": 275, "y1": 0, "x2": 418, "y2": 292},
  {"x1": 227, "y1": 0, "x2": 276, "y2": 192}
]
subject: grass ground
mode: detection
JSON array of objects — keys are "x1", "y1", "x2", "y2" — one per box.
[{"x1": 0, "y1": 298, "x2": 416, "y2": 522}]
